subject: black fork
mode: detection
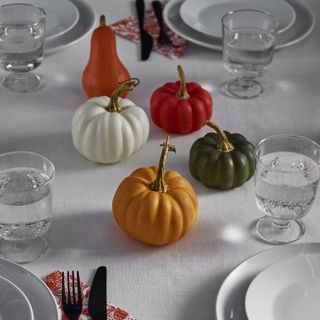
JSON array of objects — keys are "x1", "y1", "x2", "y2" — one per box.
[
  {"x1": 61, "y1": 271, "x2": 83, "y2": 320},
  {"x1": 152, "y1": 1, "x2": 173, "y2": 47}
]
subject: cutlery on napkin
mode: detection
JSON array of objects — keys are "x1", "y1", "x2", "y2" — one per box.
[
  {"x1": 136, "y1": 0, "x2": 154, "y2": 60},
  {"x1": 46, "y1": 271, "x2": 135, "y2": 320},
  {"x1": 111, "y1": 2, "x2": 187, "y2": 59}
]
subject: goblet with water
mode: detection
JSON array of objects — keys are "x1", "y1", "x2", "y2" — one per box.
[
  {"x1": 222, "y1": 10, "x2": 278, "y2": 99},
  {"x1": 0, "y1": 151, "x2": 55, "y2": 263},
  {"x1": 254, "y1": 134, "x2": 320, "y2": 244},
  {"x1": 0, "y1": 4, "x2": 46, "y2": 92}
]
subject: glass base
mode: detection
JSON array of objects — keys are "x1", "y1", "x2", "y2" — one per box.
[
  {"x1": 225, "y1": 78, "x2": 264, "y2": 99},
  {"x1": 2, "y1": 73, "x2": 41, "y2": 92},
  {"x1": 256, "y1": 216, "x2": 305, "y2": 244},
  {"x1": 0, "y1": 237, "x2": 47, "y2": 264}
]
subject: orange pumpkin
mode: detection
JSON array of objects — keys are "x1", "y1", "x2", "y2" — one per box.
[
  {"x1": 112, "y1": 137, "x2": 199, "y2": 246},
  {"x1": 82, "y1": 15, "x2": 131, "y2": 98}
]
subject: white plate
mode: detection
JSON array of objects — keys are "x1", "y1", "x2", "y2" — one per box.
[
  {"x1": 45, "y1": 0, "x2": 96, "y2": 53},
  {"x1": 0, "y1": 275, "x2": 34, "y2": 320},
  {"x1": 245, "y1": 253, "x2": 320, "y2": 320},
  {"x1": 216, "y1": 243, "x2": 320, "y2": 320},
  {"x1": 0, "y1": 258, "x2": 58, "y2": 320},
  {"x1": 180, "y1": 0, "x2": 296, "y2": 38},
  {"x1": 2, "y1": 0, "x2": 80, "y2": 41},
  {"x1": 163, "y1": 0, "x2": 315, "y2": 51}
]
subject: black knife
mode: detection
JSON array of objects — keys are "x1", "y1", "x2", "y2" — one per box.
[
  {"x1": 136, "y1": 0, "x2": 153, "y2": 60},
  {"x1": 88, "y1": 266, "x2": 107, "y2": 320}
]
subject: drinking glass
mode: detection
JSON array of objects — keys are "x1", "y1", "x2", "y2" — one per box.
[
  {"x1": 222, "y1": 10, "x2": 278, "y2": 99},
  {"x1": 0, "y1": 151, "x2": 55, "y2": 263},
  {"x1": 254, "y1": 134, "x2": 320, "y2": 244},
  {"x1": 0, "y1": 4, "x2": 46, "y2": 92}
]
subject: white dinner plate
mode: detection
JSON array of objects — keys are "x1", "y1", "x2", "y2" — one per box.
[
  {"x1": 2, "y1": 0, "x2": 80, "y2": 41},
  {"x1": 45, "y1": 0, "x2": 96, "y2": 53},
  {"x1": 0, "y1": 275, "x2": 34, "y2": 320},
  {"x1": 179, "y1": 0, "x2": 296, "y2": 38},
  {"x1": 163, "y1": 0, "x2": 315, "y2": 51},
  {"x1": 216, "y1": 242, "x2": 320, "y2": 320},
  {"x1": 245, "y1": 253, "x2": 320, "y2": 320},
  {"x1": 0, "y1": 257, "x2": 58, "y2": 320}
]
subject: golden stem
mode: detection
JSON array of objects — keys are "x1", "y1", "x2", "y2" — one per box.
[
  {"x1": 100, "y1": 15, "x2": 106, "y2": 26},
  {"x1": 150, "y1": 136, "x2": 176, "y2": 193},
  {"x1": 175, "y1": 65, "x2": 190, "y2": 99},
  {"x1": 205, "y1": 120, "x2": 234, "y2": 152},
  {"x1": 106, "y1": 78, "x2": 140, "y2": 112}
]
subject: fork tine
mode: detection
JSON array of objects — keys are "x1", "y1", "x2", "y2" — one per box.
[
  {"x1": 67, "y1": 271, "x2": 71, "y2": 305},
  {"x1": 62, "y1": 271, "x2": 66, "y2": 306},
  {"x1": 72, "y1": 271, "x2": 76, "y2": 305},
  {"x1": 77, "y1": 271, "x2": 82, "y2": 305}
]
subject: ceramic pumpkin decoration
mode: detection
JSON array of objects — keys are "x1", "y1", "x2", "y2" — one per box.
[
  {"x1": 112, "y1": 137, "x2": 199, "y2": 246},
  {"x1": 82, "y1": 15, "x2": 131, "y2": 98},
  {"x1": 189, "y1": 121, "x2": 255, "y2": 190},
  {"x1": 72, "y1": 78, "x2": 149, "y2": 164},
  {"x1": 150, "y1": 65, "x2": 213, "y2": 134}
]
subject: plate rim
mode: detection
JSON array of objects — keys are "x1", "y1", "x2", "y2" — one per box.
[
  {"x1": 179, "y1": 0, "x2": 296, "y2": 37},
  {"x1": 44, "y1": 0, "x2": 96, "y2": 53},
  {"x1": 245, "y1": 252, "x2": 320, "y2": 320},
  {"x1": 163, "y1": 0, "x2": 315, "y2": 51},
  {"x1": 0, "y1": 256, "x2": 59, "y2": 320},
  {"x1": 45, "y1": 0, "x2": 80, "y2": 41},
  {"x1": 215, "y1": 242, "x2": 320, "y2": 320},
  {"x1": 0, "y1": 274, "x2": 34, "y2": 320}
]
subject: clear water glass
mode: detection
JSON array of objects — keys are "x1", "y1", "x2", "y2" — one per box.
[
  {"x1": 0, "y1": 4, "x2": 46, "y2": 92},
  {"x1": 222, "y1": 10, "x2": 278, "y2": 99},
  {"x1": 0, "y1": 151, "x2": 54, "y2": 263},
  {"x1": 254, "y1": 135, "x2": 320, "y2": 244}
]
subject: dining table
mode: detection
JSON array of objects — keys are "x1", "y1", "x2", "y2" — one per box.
[{"x1": 1, "y1": 0, "x2": 320, "y2": 319}]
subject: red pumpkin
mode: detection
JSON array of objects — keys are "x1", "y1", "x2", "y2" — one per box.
[{"x1": 150, "y1": 65, "x2": 213, "y2": 134}]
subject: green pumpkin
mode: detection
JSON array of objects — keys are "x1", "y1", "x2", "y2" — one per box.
[{"x1": 189, "y1": 121, "x2": 255, "y2": 190}]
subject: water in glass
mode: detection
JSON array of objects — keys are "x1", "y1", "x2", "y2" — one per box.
[
  {"x1": 0, "y1": 167, "x2": 52, "y2": 241},
  {"x1": 0, "y1": 21, "x2": 44, "y2": 73},
  {"x1": 223, "y1": 28, "x2": 275, "y2": 78},
  {"x1": 255, "y1": 151, "x2": 319, "y2": 220}
]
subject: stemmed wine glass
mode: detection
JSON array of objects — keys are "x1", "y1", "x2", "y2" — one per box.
[
  {"x1": 0, "y1": 4, "x2": 46, "y2": 92},
  {"x1": 222, "y1": 10, "x2": 278, "y2": 99},
  {"x1": 254, "y1": 134, "x2": 320, "y2": 244}
]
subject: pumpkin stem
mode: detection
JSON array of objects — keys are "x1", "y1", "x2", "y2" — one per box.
[
  {"x1": 100, "y1": 15, "x2": 106, "y2": 26},
  {"x1": 150, "y1": 136, "x2": 176, "y2": 193},
  {"x1": 106, "y1": 78, "x2": 140, "y2": 112},
  {"x1": 176, "y1": 65, "x2": 190, "y2": 99},
  {"x1": 205, "y1": 120, "x2": 234, "y2": 152}
]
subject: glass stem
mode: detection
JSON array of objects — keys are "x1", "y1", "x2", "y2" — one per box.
[
  {"x1": 238, "y1": 77, "x2": 254, "y2": 89},
  {"x1": 272, "y1": 218, "x2": 290, "y2": 229}
]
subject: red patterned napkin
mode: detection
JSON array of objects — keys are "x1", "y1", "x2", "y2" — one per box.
[
  {"x1": 46, "y1": 271, "x2": 135, "y2": 320},
  {"x1": 110, "y1": 7, "x2": 187, "y2": 59}
]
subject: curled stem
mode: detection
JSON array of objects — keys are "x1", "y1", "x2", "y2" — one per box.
[
  {"x1": 106, "y1": 78, "x2": 140, "y2": 112},
  {"x1": 205, "y1": 120, "x2": 234, "y2": 152},
  {"x1": 150, "y1": 136, "x2": 176, "y2": 193}
]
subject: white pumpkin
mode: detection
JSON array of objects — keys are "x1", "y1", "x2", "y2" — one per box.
[{"x1": 71, "y1": 80, "x2": 149, "y2": 164}]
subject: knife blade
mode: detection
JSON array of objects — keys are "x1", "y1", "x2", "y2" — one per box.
[
  {"x1": 136, "y1": 0, "x2": 153, "y2": 60},
  {"x1": 88, "y1": 266, "x2": 107, "y2": 320}
]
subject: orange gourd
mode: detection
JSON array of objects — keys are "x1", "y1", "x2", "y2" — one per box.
[
  {"x1": 112, "y1": 137, "x2": 199, "y2": 246},
  {"x1": 82, "y1": 15, "x2": 131, "y2": 98}
]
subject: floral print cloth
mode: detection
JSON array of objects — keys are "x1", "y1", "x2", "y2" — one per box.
[
  {"x1": 110, "y1": 6, "x2": 187, "y2": 59},
  {"x1": 46, "y1": 271, "x2": 136, "y2": 320}
]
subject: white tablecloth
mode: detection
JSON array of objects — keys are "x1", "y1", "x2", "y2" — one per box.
[{"x1": 1, "y1": 0, "x2": 320, "y2": 319}]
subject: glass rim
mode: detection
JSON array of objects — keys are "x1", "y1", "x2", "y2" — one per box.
[
  {"x1": 255, "y1": 134, "x2": 320, "y2": 174},
  {"x1": 222, "y1": 9, "x2": 279, "y2": 33},
  {"x1": 0, "y1": 150, "x2": 55, "y2": 184},
  {"x1": 0, "y1": 3, "x2": 46, "y2": 27}
]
